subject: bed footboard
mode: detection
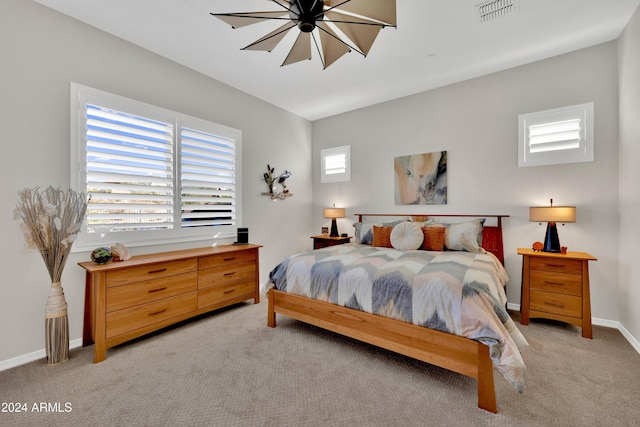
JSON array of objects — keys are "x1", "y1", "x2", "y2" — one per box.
[{"x1": 267, "y1": 289, "x2": 497, "y2": 413}]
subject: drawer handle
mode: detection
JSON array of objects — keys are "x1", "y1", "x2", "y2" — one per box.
[
  {"x1": 224, "y1": 289, "x2": 236, "y2": 294},
  {"x1": 544, "y1": 301, "x2": 565, "y2": 308},
  {"x1": 545, "y1": 263, "x2": 566, "y2": 268},
  {"x1": 148, "y1": 308, "x2": 167, "y2": 316},
  {"x1": 147, "y1": 268, "x2": 168, "y2": 274},
  {"x1": 544, "y1": 281, "x2": 565, "y2": 286},
  {"x1": 148, "y1": 287, "x2": 168, "y2": 293},
  {"x1": 223, "y1": 257, "x2": 237, "y2": 261},
  {"x1": 224, "y1": 272, "x2": 237, "y2": 277}
]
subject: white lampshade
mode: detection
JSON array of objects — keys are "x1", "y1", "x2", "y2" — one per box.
[
  {"x1": 323, "y1": 208, "x2": 346, "y2": 219},
  {"x1": 529, "y1": 206, "x2": 576, "y2": 223}
]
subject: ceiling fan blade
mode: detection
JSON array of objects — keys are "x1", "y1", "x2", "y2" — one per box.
[
  {"x1": 243, "y1": 22, "x2": 296, "y2": 51},
  {"x1": 211, "y1": 11, "x2": 289, "y2": 29},
  {"x1": 269, "y1": 0, "x2": 291, "y2": 8},
  {"x1": 317, "y1": 22, "x2": 351, "y2": 69},
  {"x1": 325, "y1": 0, "x2": 397, "y2": 26},
  {"x1": 282, "y1": 31, "x2": 312, "y2": 66},
  {"x1": 324, "y1": 11, "x2": 382, "y2": 56}
]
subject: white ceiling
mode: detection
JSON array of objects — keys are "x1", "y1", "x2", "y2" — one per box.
[{"x1": 34, "y1": 0, "x2": 640, "y2": 121}]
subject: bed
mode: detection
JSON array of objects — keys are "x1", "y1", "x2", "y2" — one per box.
[{"x1": 265, "y1": 214, "x2": 527, "y2": 413}]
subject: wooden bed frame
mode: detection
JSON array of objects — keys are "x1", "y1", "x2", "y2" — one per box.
[{"x1": 267, "y1": 214, "x2": 509, "y2": 413}]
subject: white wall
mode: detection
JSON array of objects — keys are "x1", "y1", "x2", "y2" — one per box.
[
  {"x1": 312, "y1": 43, "x2": 620, "y2": 324},
  {"x1": 618, "y1": 6, "x2": 640, "y2": 343},
  {"x1": 0, "y1": 0, "x2": 312, "y2": 365}
]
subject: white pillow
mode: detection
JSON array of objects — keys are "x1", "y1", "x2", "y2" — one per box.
[
  {"x1": 390, "y1": 222, "x2": 424, "y2": 251},
  {"x1": 444, "y1": 219, "x2": 485, "y2": 253}
]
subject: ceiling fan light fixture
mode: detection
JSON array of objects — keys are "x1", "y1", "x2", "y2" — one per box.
[
  {"x1": 210, "y1": 0, "x2": 397, "y2": 69},
  {"x1": 290, "y1": 0, "x2": 324, "y2": 32}
]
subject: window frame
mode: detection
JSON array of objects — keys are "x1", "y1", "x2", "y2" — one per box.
[
  {"x1": 320, "y1": 145, "x2": 351, "y2": 183},
  {"x1": 518, "y1": 102, "x2": 594, "y2": 167},
  {"x1": 70, "y1": 83, "x2": 242, "y2": 251}
]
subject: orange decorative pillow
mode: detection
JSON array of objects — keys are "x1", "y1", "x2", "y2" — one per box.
[
  {"x1": 421, "y1": 226, "x2": 446, "y2": 251},
  {"x1": 372, "y1": 225, "x2": 394, "y2": 248}
]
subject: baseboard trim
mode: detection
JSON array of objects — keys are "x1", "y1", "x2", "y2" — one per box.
[
  {"x1": 616, "y1": 322, "x2": 640, "y2": 354},
  {"x1": 0, "y1": 338, "x2": 83, "y2": 372}
]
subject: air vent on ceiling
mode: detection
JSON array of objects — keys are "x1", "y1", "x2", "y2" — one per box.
[{"x1": 477, "y1": 0, "x2": 518, "y2": 23}]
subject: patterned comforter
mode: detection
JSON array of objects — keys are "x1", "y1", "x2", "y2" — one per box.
[{"x1": 267, "y1": 244, "x2": 528, "y2": 392}]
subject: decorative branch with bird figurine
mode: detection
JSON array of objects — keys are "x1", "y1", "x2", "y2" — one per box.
[{"x1": 262, "y1": 164, "x2": 293, "y2": 200}]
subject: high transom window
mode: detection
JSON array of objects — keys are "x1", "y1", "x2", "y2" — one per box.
[
  {"x1": 518, "y1": 103, "x2": 594, "y2": 167},
  {"x1": 321, "y1": 145, "x2": 351, "y2": 183}
]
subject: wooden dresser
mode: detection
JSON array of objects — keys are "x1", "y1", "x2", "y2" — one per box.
[
  {"x1": 78, "y1": 244, "x2": 261, "y2": 362},
  {"x1": 517, "y1": 248, "x2": 597, "y2": 338}
]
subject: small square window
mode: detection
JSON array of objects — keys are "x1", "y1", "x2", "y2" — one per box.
[
  {"x1": 321, "y1": 145, "x2": 351, "y2": 183},
  {"x1": 518, "y1": 102, "x2": 594, "y2": 167}
]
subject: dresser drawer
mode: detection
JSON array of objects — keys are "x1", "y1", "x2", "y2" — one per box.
[
  {"x1": 198, "y1": 261, "x2": 256, "y2": 289},
  {"x1": 199, "y1": 250, "x2": 256, "y2": 270},
  {"x1": 198, "y1": 281, "x2": 255, "y2": 309},
  {"x1": 106, "y1": 259, "x2": 197, "y2": 287},
  {"x1": 530, "y1": 270, "x2": 582, "y2": 296},
  {"x1": 530, "y1": 257, "x2": 582, "y2": 275},
  {"x1": 106, "y1": 272, "x2": 197, "y2": 313},
  {"x1": 106, "y1": 291, "x2": 197, "y2": 339},
  {"x1": 530, "y1": 290, "x2": 582, "y2": 319}
]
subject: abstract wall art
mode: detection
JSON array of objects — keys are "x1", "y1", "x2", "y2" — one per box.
[{"x1": 394, "y1": 151, "x2": 447, "y2": 205}]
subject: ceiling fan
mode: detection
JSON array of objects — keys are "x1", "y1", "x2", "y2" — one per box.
[{"x1": 210, "y1": 0, "x2": 397, "y2": 69}]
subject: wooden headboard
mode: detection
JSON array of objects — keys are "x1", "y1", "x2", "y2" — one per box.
[{"x1": 354, "y1": 214, "x2": 509, "y2": 265}]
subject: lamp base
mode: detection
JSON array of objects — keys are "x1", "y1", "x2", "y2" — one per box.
[
  {"x1": 330, "y1": 219, "x2": 339, "y2": 237},
  {"x1": 542, "y1": 222, "x2": 561, "y2": 253}
]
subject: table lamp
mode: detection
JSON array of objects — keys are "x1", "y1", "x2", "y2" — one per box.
[
  {"x1": 529, "y1": 199, "x2": 576, "y2": 253},
  {"x1": 323, "y1": 207, "x2": 346, "y2": 237}
]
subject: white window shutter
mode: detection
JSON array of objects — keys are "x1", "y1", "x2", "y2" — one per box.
[
  {"x1": 528, "y1": 119, "x2": 581, "y2": 153},
  {"x1": 85, "y1": 104, "x2": 175, "y2": 233},
  {"x1": 180, "y1": 127, "x2": 236, "y2": 228},
  {"x1": 321, "y1": 145, "x2": 351, "y2": 183}
]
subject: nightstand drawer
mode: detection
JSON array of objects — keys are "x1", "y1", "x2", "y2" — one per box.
[
  {"x1": 530, "y1": 257, "x2": 582, "y2": 274},
  {"x1": 530, "y1": 291, "x2": 582, "y2": 318},
  {"x1": 311, "y1": 235, "x2": 351, "y2": 249},
  {"x1": 530, "y1": 270, "x2": 582, "y2": 296}
]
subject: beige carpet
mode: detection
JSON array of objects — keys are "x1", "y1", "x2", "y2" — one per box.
[{"x1": 1, "y1": 301, "x2": 639, "y2": 426}]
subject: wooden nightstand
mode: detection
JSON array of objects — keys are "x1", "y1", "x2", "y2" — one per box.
[
  {"x1": 311, "y1": 235, "x2": 351, "y2": 250},
  {"x1": 518, "y1": 248, "x2": 597, "y2": 338}
]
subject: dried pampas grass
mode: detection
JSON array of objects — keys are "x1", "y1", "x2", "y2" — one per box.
[
  {"x1": 14, "y1": 186, "x2": 87, "y2": 365},
  {"x1": 14, "y1": 186, "x2": 87, "y2": 282}
]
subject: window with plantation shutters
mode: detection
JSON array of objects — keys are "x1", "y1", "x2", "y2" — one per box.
[
  {"x1": 320, "y1": 145, "x2": 350, "y2": 183},
  {"x1": 71, "y1": 83, "x2": 241, "y2": 250},
  {"x1": 518, "y1": 103, "x2": 594, "y2": 167}
]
